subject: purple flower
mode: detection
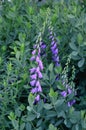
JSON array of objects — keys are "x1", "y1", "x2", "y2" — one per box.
[
  {"x1": 68, "y1": 88, "x2": 72, "y2": 94},
  {"x1": 30, "y1": 68, "x2": 36, "y2": 74},
  {"x1": 49, "y1": 35, "x2": 53, "y2": 39},
  {"x1": 36, "y1": 81, "x2": 42, "y2": 92},
  {"x1": 52, "y1": 49, "x2": 58, "y2": 55},
  {"x1": 33, "y1": 45, "x2": 37, "y2": 49},
  {"x1": 30, "y1": 74, "x2": 37, "y2": 80},
  {"x1": 37, "y1": 71, "x2": 43, "y2": 78},
  {"x1": 41, "y1": 44, "x2": 46, "y2": 49},
  {"x1": 37, "y1": 85, "x2": 42, "y2": 92},
  {"x1": 51, "y1": 41, "x2": 55, "y2": 46},
  {"x1": 68, "y1": 100, "x2": 76, "y2": 107},
  {"x1": 31, "y1": 87, "x2": 38, "y2": 94},
  {"x1": 36, "y1": 80, "x2": 40, "y2": 87},
  {"x1": 36, "y1": 67, "x2": 40, "y2": 72},
  {"x1": 35, "y1": 95, "x2": 40, "y2": 102},
  {"x1": 61, "y1": 91, "x2": 67, "y2": 97},
  {"x1": 51, "y1": 43, "x2": 57, "y2": 50},
  {"x1": 32, "y1": 50, "x2": 36, "y2": 55},
  {"x1": 30, "y1": 80, "x2": 36, "y2": 86},
  {"x1": 36, "y1": 56, "x2": 40, "y2": 63},
  {"x1": 30, "y1": 56, "x2": 35, "y2": 61},
  {"x1": 55, "y1": 62, "x2": 60, "y2": 67},
  {"x1": 38, "y1": 60, "x2": 43, "y2": 70}
]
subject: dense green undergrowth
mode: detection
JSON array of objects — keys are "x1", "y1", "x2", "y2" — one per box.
[{"x1": 0, "y1": 0, "x2": 86, "y2": 130}]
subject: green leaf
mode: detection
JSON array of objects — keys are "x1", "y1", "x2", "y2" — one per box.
[
  {"x1": 16, "y1": 51, "x2": 20, "y2": 60},
  {"x1": 44, "y1": 103, "x2": 53, "y2": 110},
  {"x1": 67, "y1": 14, "x2": 75, "y2": 19},
  {"x1": 69, "y1": 111, "x2": 81, "y2": 124},
  {"x1": 48, "y1": 124, "x2": 57, "y2": 130},
  {"x1": 55, "y1": 66, "x2": 62, "y2": 74},
  {"x1": 46, "y1": 111, "x2": 57, "y2": 118},
  {"x1": 81, "y1": 119, "x2": 86, "y2": 129},
  {"x1": 27, "y1": 106, "x2": 32, "y2": 112},
  {"x1": 20, "y1": 123, "x2": 25, "y2": 130},
  {"x1": 27, "y1": 112, "x2": 36, "y2": 121},
  {"x1": 77, "y1": 33, "x2": 83, "y2": 44},
  {"x1": 12, "y1": 120, "x2": 19, "y2": 130},
  {"x1": 55, "y1": 119, "x2": 64, "y2": 127},
  {"x1": 64, "y1": 119, "x2": 72, "y2": 128},
  {"x1": 37, "y1": 100, "x2": 44, "y2": 112},
  {"x1": 19, "y1": 33, "x2": 26, "y2": 42},
  {"x1": 69, "y1": 42, "x2": 77, "y2": 50},
  {"x1": 78, "y1": 58, "x2": 85, "y2": 68},
  {"x1": 71, "y1": 51, "x2": 78, "y2": 56},
  {"x1": 26, "y1": 123, "x2": 31, "y2": 130},
  {"x1": 37, "y1": 119, "x2": 42, "y2": 127},
  {"x1": 28, "y1": 93, "x2": 35, "y2": 106},
  {"x1": 57, "y1": 81, "x2": 65, "y2": 90},
  {"x1": 55, "y1": 99, "x2": 64, "y2": 107},
  {"x1": 58, "y1": 111, "x2": 66, "y2": 118},
  {"x1": 49, "y1": 88, "x2": 57, "y2": 98},
  {"x1": 8, "y1": 112, "x2": 16, "y2": 120},
  {"x1": 48, "y1": 63, "x2": 54, "y2": 72}
]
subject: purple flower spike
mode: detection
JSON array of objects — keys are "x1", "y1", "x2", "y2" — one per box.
[
  {"x1": 49, "y1": 27, "x2": 60, "y2": 67},
  {"x1": 30, "y1": 80, "x2": 36, "y2": 86},
  {"x1": 30, "y1": 40, "x2": 44, "y2": 104},
  {"x1": 61, "y1": 91, "x2": 67, "y2": 97}
]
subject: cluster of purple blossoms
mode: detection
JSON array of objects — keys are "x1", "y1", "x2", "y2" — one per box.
[
  {"x1": 48, "y1": 27, "x2": 60, "y2": 67},
  {"x1": 30, "y1": 43, "x2": 44, "y2": 103},
  {"x1": 61, "y1": 85, "x2": 76, "y2": 107}
]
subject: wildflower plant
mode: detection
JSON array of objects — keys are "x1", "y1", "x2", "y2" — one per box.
[
  {"x1": 48, "y1": 24, "x2": 60, "y2": 67},
  {"x1": 1, "y1": 1, "x2": 86, "y2": 130},
  {"x1": 61, "y1": 57, "x2": 76, "y2": 107},
  {"x1": 30, "y1": 33, "x2": 44, "y2": 103}
]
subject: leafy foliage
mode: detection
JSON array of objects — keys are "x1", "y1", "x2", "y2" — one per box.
[{"x1": 0, "y1": 0, "x2": 86, "y2": 130}]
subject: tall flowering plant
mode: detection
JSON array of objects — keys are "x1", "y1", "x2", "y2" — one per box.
[
  {"x1": 60, "y1": 58, "x2": 76, "y2": 107},
  {"x1": 29, "y1": 34, "x2": 44, "y2": 103},
  {"x1": 48, "y1": 26, "x2": 60, "y2": 67},
  {"x1": 47, "y1": 18, "x2": 76, "y2": 107}
]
